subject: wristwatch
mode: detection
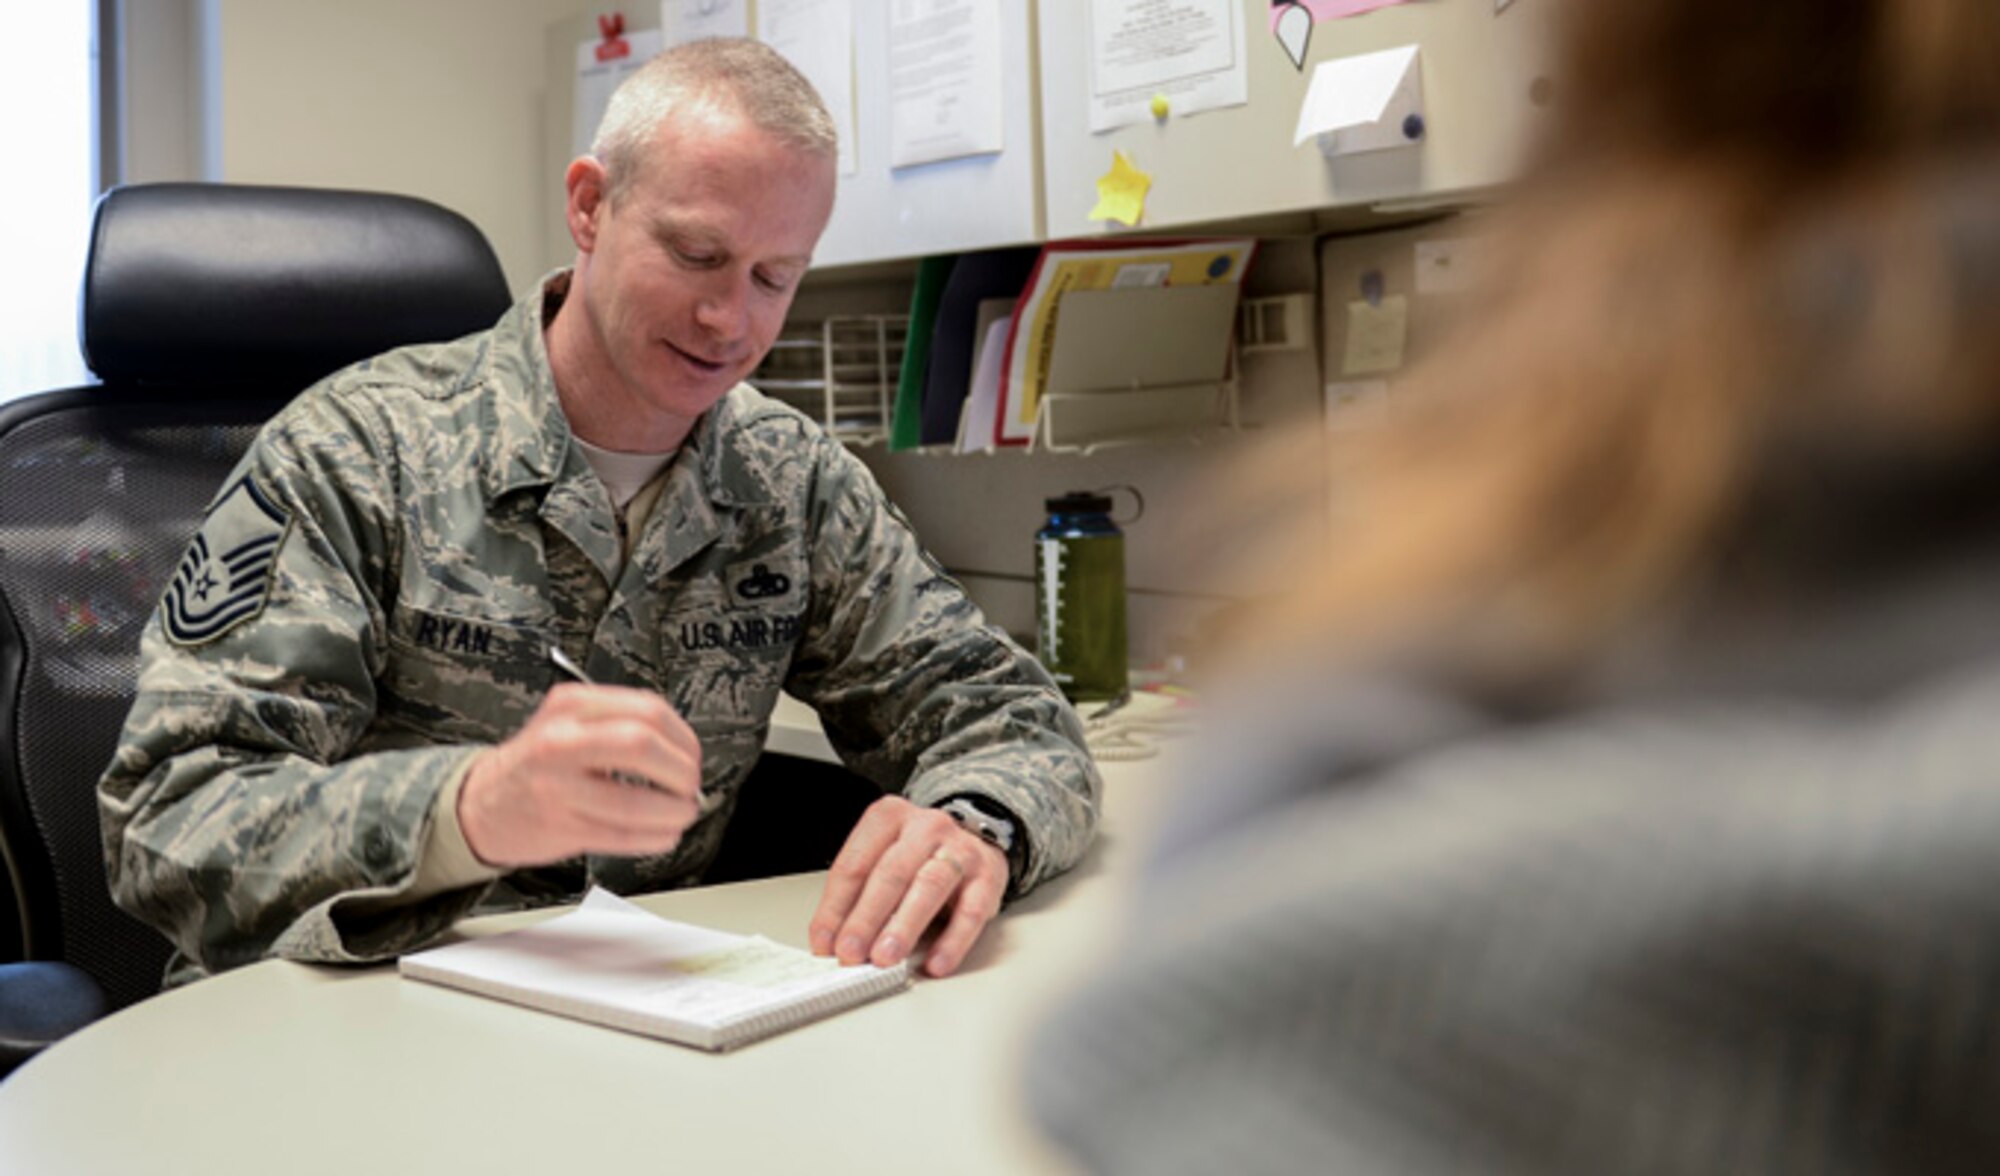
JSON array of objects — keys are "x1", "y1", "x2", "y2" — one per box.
[{"x1": 938, "y1": 794, "x2": 1020, "y2": 866}]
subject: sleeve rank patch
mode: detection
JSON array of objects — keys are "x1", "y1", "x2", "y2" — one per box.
[{"x1": 163, "y1": 476, "x2": 292, "y2": 646}]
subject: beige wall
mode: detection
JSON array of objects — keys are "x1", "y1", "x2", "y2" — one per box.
[{"x1": 208, "y1": 0, "x2": 583, "y2": 294}]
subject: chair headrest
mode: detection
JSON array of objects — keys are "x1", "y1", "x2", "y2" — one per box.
[{"x1": 81, "y1": 183, "x2": 514, "y2": 391}]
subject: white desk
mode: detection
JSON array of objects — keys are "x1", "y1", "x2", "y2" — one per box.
[{"x1": 0, "y1": 705, "x2": 1181, "y2": 1176}]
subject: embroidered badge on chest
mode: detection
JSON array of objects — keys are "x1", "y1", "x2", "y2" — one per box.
[
  {"x1": 164, "y1": 476, "x2": 292, "y2": 646},
  {"x1": 733, "y1": 562, "x2": 792, "y2": 601}
]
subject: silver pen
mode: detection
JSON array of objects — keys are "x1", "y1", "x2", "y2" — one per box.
[
  {"x1": 547, "y1": 644, "x2": 595, "y2": 685},
  {"x1": 547, "y1": 644, "x2": 660, "y2": 793},
  {"x1": 546, "y1": 645, "x2": 706, "y2": 806}
]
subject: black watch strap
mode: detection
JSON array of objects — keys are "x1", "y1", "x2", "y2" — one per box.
[{"x1": 937, "y1": 794, "x2": 1026, "y2": 882}]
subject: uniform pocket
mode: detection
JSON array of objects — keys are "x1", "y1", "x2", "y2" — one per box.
[{"x1": 378, "y1": 605, "x2": 555, "y2": 744}]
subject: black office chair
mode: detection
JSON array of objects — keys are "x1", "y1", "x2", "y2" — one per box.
[{"x1": 0, "y1": 182, "x2": 510, "y2": 1076}]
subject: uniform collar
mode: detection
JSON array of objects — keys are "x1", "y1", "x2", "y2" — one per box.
[{"x1": 479, "y1": 269, "x2": 775, "y2": 511}]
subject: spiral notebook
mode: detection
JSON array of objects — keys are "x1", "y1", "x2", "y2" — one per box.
[{"x1": 398, "y1": 888, "x2": 914, "y2": 1051}]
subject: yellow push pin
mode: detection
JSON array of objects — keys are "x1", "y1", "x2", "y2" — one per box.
[{"x1": 1150, "y1": 93, "x2": 1170, "y2": 120}]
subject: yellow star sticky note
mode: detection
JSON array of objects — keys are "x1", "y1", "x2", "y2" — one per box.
[{"x1": 1088, "y1": 151, "x2": 1152, "y2": 227}]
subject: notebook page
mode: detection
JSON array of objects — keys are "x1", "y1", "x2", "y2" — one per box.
[{"x1": 402, "y1": 888, "x2": 899, "y2": 1031}]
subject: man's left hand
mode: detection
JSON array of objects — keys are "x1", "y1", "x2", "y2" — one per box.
[{"x1": 808, "y1": 795, "x2": 1006, "y2": 978}]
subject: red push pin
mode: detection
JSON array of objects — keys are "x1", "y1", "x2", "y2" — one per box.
[{"x1": 595, "y1": 12, "x2": 630, "y2": 62}]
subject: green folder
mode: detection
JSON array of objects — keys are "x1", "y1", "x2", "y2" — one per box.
[{"x1": 890, "y1": 254, "x2": 956, "y2": 451}]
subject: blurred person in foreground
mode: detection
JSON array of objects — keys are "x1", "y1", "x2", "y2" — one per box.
[
  {"x1": 1027, "y1": 0, "x2": 2000, "y2": 1172},
  {"x1": 98, "y1": 39, "x2": 1097, "y2": 987}
]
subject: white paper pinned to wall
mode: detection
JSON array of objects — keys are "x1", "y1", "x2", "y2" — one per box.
[
  {"x1": 1414, "y1": 237, "x2": 1486, "y2": 296},
  {"x1": 661, "y1": 0, "x2": 748, "y2": 45},
  {"x1": 1341, "y1": 295, "x2": 1409, "y2": 375},
  {"x1": 1086, "y1": 0, "x2": 1247, "y2": 133},
  {"x1": 1293, "y1": 43, "x2": 1424, "y2": 156},
  {"x1": 759, "y1": 0, "x2": 860, "y2": 175},
  {"x1": 888, "y1": 0, "x2": 1005, "y2": 169},
  {"x1": 573, "y1": 28, "x2": 666, "y2": 160}
]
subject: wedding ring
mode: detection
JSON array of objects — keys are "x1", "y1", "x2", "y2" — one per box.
[{"x1": 930, "y1": 846, "x2": 965, "y2": 875}]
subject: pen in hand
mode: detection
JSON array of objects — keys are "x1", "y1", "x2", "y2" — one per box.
[{"x1": 545, "y1": 644, "x2": 686, "y2": 798}]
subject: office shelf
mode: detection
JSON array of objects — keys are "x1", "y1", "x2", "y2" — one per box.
[{"x1": 752, "y1": 315, "x2": 908, "y2": 445}]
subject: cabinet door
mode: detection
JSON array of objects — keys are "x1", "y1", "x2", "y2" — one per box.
[
  {"x1": 1038, "y1": 0, "x2": 1557, "y2": 240},
  {"x1": 814, "y1": 0, "x2": 1043, "y2": 266},
  {"x1": 544, "y1": 1, "x2": 1044, "y2": 272}
]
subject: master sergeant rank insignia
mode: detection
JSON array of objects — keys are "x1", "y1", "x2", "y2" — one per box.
[{"x1": 164, "y1": 476, "x2": 291, "y2": 646}]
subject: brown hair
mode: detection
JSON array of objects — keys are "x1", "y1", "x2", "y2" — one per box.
[
  {"x1": 1232, "y1": 0, "x2": 2000, "y2": 682},
  {"x1": 1552, "y1": 0, "x2": 2000, "y2": 172}
]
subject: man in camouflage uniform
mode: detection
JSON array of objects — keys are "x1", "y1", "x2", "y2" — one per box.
[{"x1": 97, "y1": 38, "x2": 1098, "y2": 986}]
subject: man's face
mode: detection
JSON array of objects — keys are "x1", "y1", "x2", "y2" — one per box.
[{"x1": 567, "y1": 106, "x2": 835, "y2": 436}]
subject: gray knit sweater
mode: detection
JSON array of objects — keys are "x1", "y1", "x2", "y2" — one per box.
[{"x1": 1026, "y1": 551, "x2": 2000, "y2": 1175}]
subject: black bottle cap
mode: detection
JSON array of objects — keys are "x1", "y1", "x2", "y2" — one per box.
[{"x1": 1046, "y1": 491, "x2": 1114, "y2": 515}]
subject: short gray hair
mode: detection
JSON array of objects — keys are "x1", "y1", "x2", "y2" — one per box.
[{"x1": 590, "y1": 37, "x2": 837, "y2": 200}]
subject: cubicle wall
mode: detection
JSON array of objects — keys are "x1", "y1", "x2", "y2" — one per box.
[
  {"x1": 1318, "y1": 212, "x2": 1495, "y2": 409},
  {"x1": 1037, "y1": 0, "x2": 1558, "y2": 239},
  {"x1": 818, "y1": 0, "x2": 1042, "y2": 265},
  {"x1": 543, "y1": 0, "x2": 1556, "y2": 269},
  {"x1": 542, "y1": 1, "x2": 1042, "y2": 273},
  {"x1": 533, "y1": 0, "x2": 1557, "y2": 660}
]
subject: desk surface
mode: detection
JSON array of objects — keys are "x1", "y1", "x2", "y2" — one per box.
[
  {"x1": 765, "y1": 690, "x2": 840, "y2": 764},
  {"x1": 0, "y1": 704, "x2": 1184, "y2": 1176}
]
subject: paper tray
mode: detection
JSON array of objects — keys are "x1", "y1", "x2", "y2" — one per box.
[{"x1": 1033, "y1": 283, "x2": 1242, "y2": 451}]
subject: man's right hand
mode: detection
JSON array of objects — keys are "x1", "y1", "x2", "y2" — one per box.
[{"x1": 457, "y1": 682, "x2": 703, "y2": 867}]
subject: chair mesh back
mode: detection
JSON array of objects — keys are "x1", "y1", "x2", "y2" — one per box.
[{"x1": 0, "y1": 400, "x2": 263, "y2": 1008}]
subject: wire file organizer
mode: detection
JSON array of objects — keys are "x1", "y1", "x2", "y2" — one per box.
[{"x1": 753, "y1": 314, "x2": 908, "y2": 445}]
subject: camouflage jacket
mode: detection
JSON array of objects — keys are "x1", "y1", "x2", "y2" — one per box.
[{"x1": 99, "y1": 274, "x2": 1099, "y2": 978}]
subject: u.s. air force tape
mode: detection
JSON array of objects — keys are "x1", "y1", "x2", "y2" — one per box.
[{"x1": 163, "y1": 476, "x2": 291, "y2": 646}]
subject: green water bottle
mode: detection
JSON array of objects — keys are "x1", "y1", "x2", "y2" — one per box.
[{"x1": 1035, "y1": 491, "x2": 1128, "y2": 703}]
